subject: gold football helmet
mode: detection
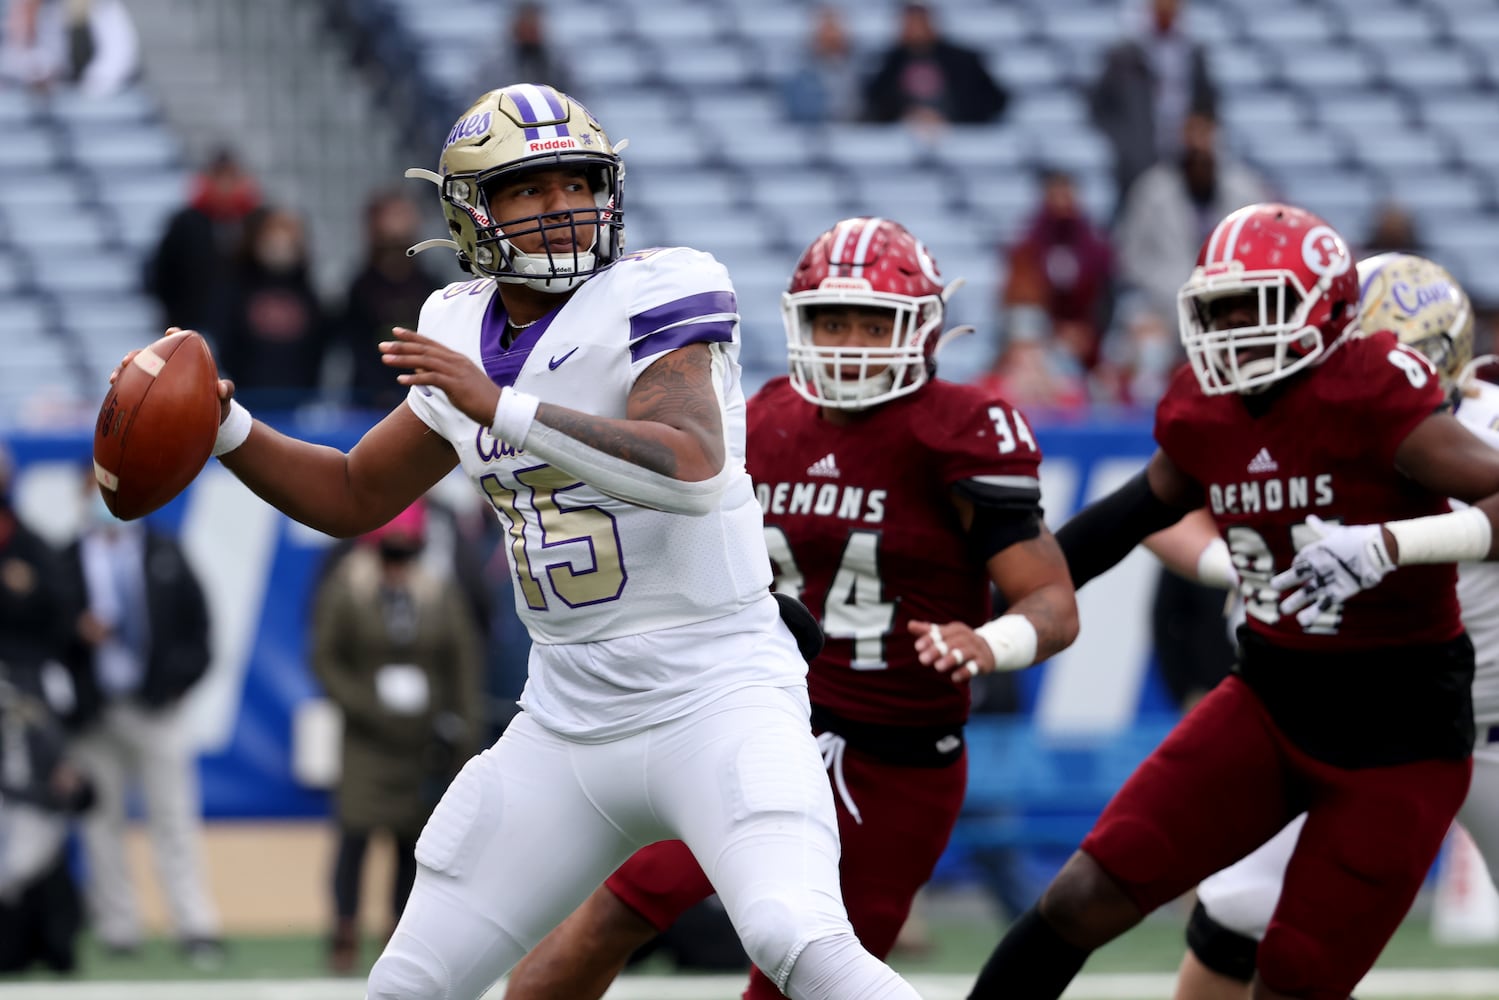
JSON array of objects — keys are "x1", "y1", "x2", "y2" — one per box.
[
  {"x1": 406, "y1": 84, "x2": 624, "y2": 293},
  {"x1": 1356, "y1": 252, "x2": 1473, "y2": 395}
]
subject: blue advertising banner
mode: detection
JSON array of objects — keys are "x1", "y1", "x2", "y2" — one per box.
[{"x1": 6, "y1": 413, "x2": 1167, "y2": 820}]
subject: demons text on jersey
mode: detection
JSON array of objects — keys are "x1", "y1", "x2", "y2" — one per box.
[
  {"x1": 1208, "y1": 474, "x2": 1333, "y2": 516},
  {"x1": 755, "y1": 481, "x2": 888, "y2": 523}
]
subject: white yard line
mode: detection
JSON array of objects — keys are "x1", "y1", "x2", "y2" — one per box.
[{"x1": 3, "y1": 970, "x2": 1498, "y2": 1000}]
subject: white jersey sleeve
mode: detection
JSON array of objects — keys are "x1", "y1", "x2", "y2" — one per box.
[
  {"x1": 400, "y1": 251, "x2": 796, "y2": 740},
  {"x1": 1457, "y1": 381, "x2": 1499, "y2": 727}
]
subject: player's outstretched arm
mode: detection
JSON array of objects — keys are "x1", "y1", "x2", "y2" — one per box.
[
  {"x1": 1273, "y1": 411, "x2": 1499, "y2": 623},
  {"x1": 1144, "y1": 508, "x2": 1238, "y2": 589},
  {"x1": 108, "y1": 335, "x2": 458, "y2": 538},
  {"x1": 384, "y1": 328, "x2": 728, "y2": 515},
  {"x1": 1057, "y1": 449, "x2": 1204, "y2": 589},
  {"x1": 913, "y1": 524, "x2": 1081, "y2": 683}
]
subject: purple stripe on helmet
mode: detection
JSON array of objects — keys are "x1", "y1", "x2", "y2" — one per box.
[
  {"x1": 540, "y1": 86, "x2": 566, "y2": 118},
  {"x1": 506, "y1": 86, "x2": 542, "y2": 125},
  {"x1": 629, "y1": 319, "x2": 737, "y2": 364},
  {"x1": 479, "y1": 292, "x2": 562, "y2": 388},
  {"x1": 1359, "y1": 256, "x2": 1394, "y2": 298},
  {"x1": 629, "y1": 291, "x2": 738, "y2": 340},
  {"x1": 556, "y1": 124, "x2": 570, "y2": 137},
  {"x1": 524, "y1": 126, "x2": 541, "y2": 140}
]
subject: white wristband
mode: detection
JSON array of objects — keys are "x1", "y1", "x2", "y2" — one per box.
[
  {"x1": 974, "y1": 614, "x2": 1039, "y2": 672},
  {"x1": 493, "y1": 388, "x2": 540, "y2": 447},
  {"x1": 1387, "y1": 506, "x2": 1492, "y2": 565},
  {"x1": 1195, "y1": 537, "x2": 1239, "y2": 590},
  {"x1": 212, "y1": 399, "x2": 253, "y2": 457}
]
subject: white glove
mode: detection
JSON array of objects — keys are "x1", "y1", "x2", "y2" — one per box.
[{"x1": 1270, "y1": 515, "x2": 1395, "y2": 627}]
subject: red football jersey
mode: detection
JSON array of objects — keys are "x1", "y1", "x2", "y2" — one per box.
[
  {"x1": 747, "y1": 376, "x2": 1043, "y2": 727},
  {"x1": 1157, "y1": 330, "x2": 1460, "y2": 651}
]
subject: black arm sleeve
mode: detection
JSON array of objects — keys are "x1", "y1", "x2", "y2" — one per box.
[{"x1": 1056, "y1": 470, "x2": 1191, "y2": 589}]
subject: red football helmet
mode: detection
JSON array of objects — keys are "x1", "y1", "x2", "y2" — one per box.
[
  {"x1": 783, "y1": 217, "x2": 952, "y2": 409},
  {"x1": 1178, "y1": 202, "x2": 1359, "y2": 395}
]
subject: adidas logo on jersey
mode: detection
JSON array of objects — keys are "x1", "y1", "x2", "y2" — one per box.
[
  {"x1": 806, "y1": 453, "x2": 840, "y2": 478},
  {"x1": 1246, "y1": 447, "x2": 1278, "y2": 474}
]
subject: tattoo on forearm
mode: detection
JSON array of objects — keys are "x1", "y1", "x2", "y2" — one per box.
[{"x1": 532, "y1": 345, "x2": 724, "y2": 478}]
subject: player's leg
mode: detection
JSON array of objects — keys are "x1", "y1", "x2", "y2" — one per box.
[
  {"x1": 1174, "y1": 814, "x2": 1306, "y2": 1000},
  {"x1": 652, "y1": 685, "x2": 923, "y2": 1000},
  {"x1": 365, "y1": 714, "x2": 641, "y2": 1000},
  {"x1": 501, "y1": 881, "x2": 660, "y2": 1000},
  {"x1": 504, "y1": 840, "x2": 712, "y2": 1000},
  {"x1": 969, "y1": 677, "x2": 1295, "y2": 1000},
  {"x1": 742, "y1": 739, "x2": 967, "y2": 999},
  {"x1": 1256, "y1": 753, "x2": 1471, "y2": 1000}
]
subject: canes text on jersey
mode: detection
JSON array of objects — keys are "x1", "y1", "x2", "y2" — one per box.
[
  {"x1": 756, "y1": 481, "x2": 887, "y2": 523},
  {"x1": 476, "y1": 426, "x2": 525, "y2": 462},
  {"x1": 1208, "y1": 474, "x2": 1333, "y2": 516}
]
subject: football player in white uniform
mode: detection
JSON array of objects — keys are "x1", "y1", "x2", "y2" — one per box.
[
  {"x1": 110, "y1": 85, "x2": 924, "y2": 1000},
  {"x1": 1171, "y1": 253, "x2": 1497, "y2": 999}
]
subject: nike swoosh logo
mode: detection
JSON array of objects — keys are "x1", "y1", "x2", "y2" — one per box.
[{"x1": 548, "y1": 348, "x2": 579, "y2": 370}]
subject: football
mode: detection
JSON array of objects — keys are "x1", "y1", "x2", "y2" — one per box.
[{"x1": 93, "y1": 330, "x2": 222, "y2": 520}]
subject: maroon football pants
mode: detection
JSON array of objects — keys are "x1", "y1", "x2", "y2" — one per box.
[
  {"x1": 607, "y1": 739, "x2": 967, "y2": 999},
  {"x1": 1080, "y1": 676, "x2": 1471, "y2": 1000}
]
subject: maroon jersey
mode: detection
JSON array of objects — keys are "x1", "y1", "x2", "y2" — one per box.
[
  {"x1": 1157, "y1": 330, "x2": 1459, "y2": 651},
  {"x1": 747, "y1": 376, "x2": 1043, "y2": 727}
]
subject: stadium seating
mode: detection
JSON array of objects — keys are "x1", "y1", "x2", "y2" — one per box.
[{"x1": 4, "y1": 0, "x2": 1499, "y2": 424}]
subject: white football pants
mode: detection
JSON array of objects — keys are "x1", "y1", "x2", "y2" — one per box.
[
  {"x1": 1198, "y1": 727, "x2": 1499, "y2": 940},
  {"x1": 364, "y1": 684, "x2": 922, "y2": 1000}
]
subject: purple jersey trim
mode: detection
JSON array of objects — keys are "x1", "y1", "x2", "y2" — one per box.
[
  {"x1": 479, "y1": 293, "x2": 561, "y2": 388},
  {"x1": 629, "y1": 290, "x2": 737, "y2": 338},
  {"x1": 629, "y1": 319, "x2": 736, "y2": 363}
]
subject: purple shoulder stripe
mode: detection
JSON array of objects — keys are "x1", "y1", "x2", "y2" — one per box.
[
  {"x1": 628, "y1": 290, "x2": 738, "y2": 339},
  {"x1": 629, "y1": 319, "x2": 736, "y2": 363}
]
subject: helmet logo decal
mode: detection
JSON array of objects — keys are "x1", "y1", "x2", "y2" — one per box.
[
  {"x1": 444, "y1": 111, "x2": 493, "y2": 150},
  {"x1": 1391, "y1": 278, "x2": 1457, "y2": 316},
  {"x1": 1302, "y1": 226, "x2": 1351, "y2": 278}
]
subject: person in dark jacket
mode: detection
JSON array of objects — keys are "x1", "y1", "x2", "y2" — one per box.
[
  {"x1": 861, "y1": 1, "x2": 1007, "y2": 126},
  {"x1": 59, "y1": 471, "x2": 223, "y2": 966},
  {"x1": 143, "y1": 148, "x2": 261, "y2": 335},
  {"x1": 214, "y1": 206, "x2": 328, "y2": 409},
  {"x1": 0, "y1": 672, "x2": 94, "y2": 975},
  {"x1": 336, "y1": 192, "x2": 440, "y2": 411},
  {"x1": 1089, "y1": 0, "x2": 1218, "y2": 215}
]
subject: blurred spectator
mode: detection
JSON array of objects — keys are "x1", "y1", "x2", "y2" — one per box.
[
  {"x1": 862, "y1": 1, "x2": 1007, "y2": 127},
  {"x1": 1089, "y1": 0, "x2": 1218, "y2": 214},
  {"x1": 144, "y1": 148, "x2": 262, "y2": 335},
  {"x1": 1114, "y1": 111, "x2": 1270, "y2": 324},
  {"x1": 1094, "y1": 291, "x2": 1178, "y2": 407},
  {"x1": 0, "y1": 672, "x2": 93, "y2": 975},
  {"x1": 337, "y1": 192, "x2": 440, "y2": 410},
  {"x1": 0, "y1": 0, "x2": 137, "y2": 95},
  {"x1": 781, "y1": 5, "x2": 862, "y2": 124},
  {"x1": 310, "y1": 501, "x2": 482, "y2": 974},
  {"x1": 972, "y1": 306, "x2": 1090, "y2": 418},
  {"x1": 0, "y1": 445, "x2": 72, "y2": 696},
  {"x1": 1002, "y1": 169, "x2": 1116, "y2": 372},
  {"x1": 1361, "y1": 202, "x2": 1423, "y2": 257},
  {"x1": 214, "y1": 207, "x2": 329, "y2": 408},
  {"x1": 471, "y1": 1, "x2": 573, "y2": 97},
  {"x1": 59, "y1": 471, "x2": 222, "y2": 967}
]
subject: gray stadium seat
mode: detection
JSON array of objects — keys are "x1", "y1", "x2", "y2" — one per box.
[
  {"x1": 1239, "y1": 6, "x2": 1341, "y2": 45},
  {"x1": 821, "y1": 125, "x2": 928, "y2": 171},
  {"x1": 68, "y1": 127, "x2": 183, "y2": 172},
  {"x1": 927, "y1": 125, "x2": 1031, "y2": 172},
  {"x1": 651, "y1": 43, "x2": 758, "y2": 90},
  {"x1": 1342, "y1": 5, "x2": 1441, "y2": 45},
  {"x1": 1379, "y1": 45, "x2": 1484, "y2": 93},
  {"x1": 0, "y1": 128, "x2": 64, "y2": 172},
  {"x1": 1276, "y1": 47, "x2": 1378, "y2": 91},
  {"x1": 1345, "y1": 128, "x2": 1453, "y2": 172},
  {"x1": 47, "y1": 85, "x2": 157, "y2": 124},
  {"x1": 0, "y1": 206, "x2": 111, "y2": 252},
  {"x1": 30, "y1": 253, "x2": 139, "y2": 296}
]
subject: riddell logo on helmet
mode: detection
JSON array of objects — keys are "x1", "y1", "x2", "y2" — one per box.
[{"x1": 527, "y1": 137, "x2": 580, "y2": 152}]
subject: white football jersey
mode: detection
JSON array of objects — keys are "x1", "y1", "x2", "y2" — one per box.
[
  {"x1": 406, "y1": 247, "x2": 802, "y2": 738},
  {"x1": 1456, "y1": 380, "x2": 1499, "y2": 726}
]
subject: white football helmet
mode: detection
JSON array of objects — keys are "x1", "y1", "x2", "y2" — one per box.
[{"x1": 406, "y1": 84, "x2": 624, "y2": 293}]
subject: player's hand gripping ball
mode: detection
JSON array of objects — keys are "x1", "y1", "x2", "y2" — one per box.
[{"x1": 93, "y1": 330, "x2": 221, "y2": 520}]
